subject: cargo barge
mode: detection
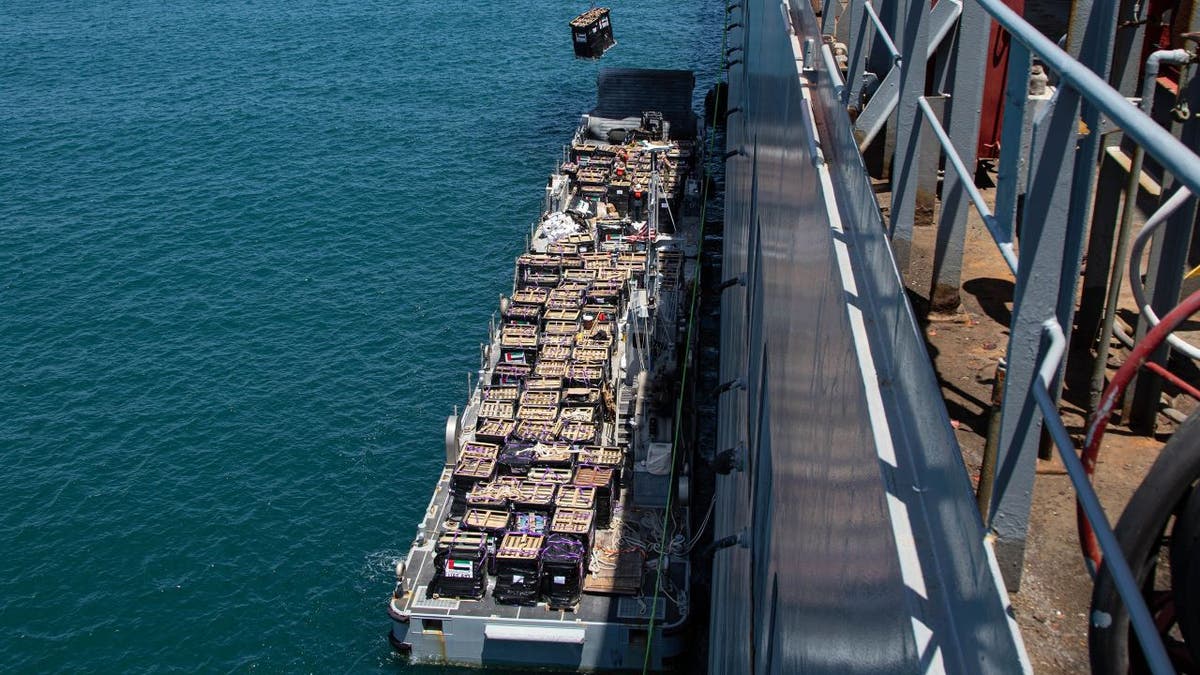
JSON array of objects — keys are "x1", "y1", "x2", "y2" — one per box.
[{"x1": 387, "y1": 69, "x2": 702, "y2": 671}]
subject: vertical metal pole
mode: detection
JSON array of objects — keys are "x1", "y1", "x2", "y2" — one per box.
[
  {"x1": 914, "y1": 95, "x2": 945, "y2": 232},
  {"x1": 988, "y1": 0, "x2": 1119, "y2": 589},
  {"x1": 1108, "y1": 0, "x2": 1149, "y2": 100},
  {"x1": 844, "y1": 0, "x2": 871, "y2": 108},
  {"x1": 1076, "y1": 151, "x2": 1129, "y2": 354},
  {"x1": 989, "y1": 85, "x2": 1084, "y2": 589},
  {"x1": 929, "y1": 0, "x2": 990, "y2": 313},
  {"x1": 992, "y1": 41, "x2": 1032, "y2": 240},
  {"x1": 1055, "y1": 0, "x2": 1121, "y2": 378},
  {"x1": 821, "y1": 0, "x2": 837, "y2": 35},
  {"x1": 888, "y1": 0, "x2": 931, "y2": 270},
  {"x1": 977, "y1": 360, "x2": 1007, "y2": 521}
]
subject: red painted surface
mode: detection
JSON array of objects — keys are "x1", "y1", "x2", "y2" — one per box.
[{"x1": 977, "y1": 0, "x2": 1025, "y2": 160}]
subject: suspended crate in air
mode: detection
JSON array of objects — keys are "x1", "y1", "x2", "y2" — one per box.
[{"x1": 570, "y1": 8, "x2": 615, "y2": 59}]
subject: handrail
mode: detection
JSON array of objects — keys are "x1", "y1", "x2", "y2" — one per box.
[
  {"x1": 1033, "y1": 320, "x2": 1174, "y2": 674},
  {"x1": 916, "y1": 97, "x2": 1018, "y2": 274},
  {"x1": 862, "y1": 1, "x2": 901, "y2": 63}
]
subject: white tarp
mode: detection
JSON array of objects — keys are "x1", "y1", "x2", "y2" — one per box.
[
  {"x1": 541, "y1": 212, "x2": 579, "y2": 242},
  {"x1": 646, "y1": 442, "x2": 672, "y2": 475}
]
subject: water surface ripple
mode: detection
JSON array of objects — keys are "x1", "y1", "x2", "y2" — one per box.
[{"x1": 0, "y1": 1, "x2": 720, "y2": 670}]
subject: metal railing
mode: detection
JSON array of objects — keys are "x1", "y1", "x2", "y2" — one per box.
[
  {"x1": 1033, "y1": 320, "x2": 1173, "y2": 673},
  {"x1": 820, "y1": 0, "x2": 1200, "y2": 669}
]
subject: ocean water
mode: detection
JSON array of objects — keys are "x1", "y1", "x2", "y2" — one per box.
[{"x1": 0, "y1": 1, "x2": 721, "y2": 671}]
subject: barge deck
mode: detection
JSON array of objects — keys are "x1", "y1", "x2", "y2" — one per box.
[{"x1": 388, "y1": 69, "x2": 701, "y2": 672}]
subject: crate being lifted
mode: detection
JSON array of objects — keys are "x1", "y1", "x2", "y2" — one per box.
[{"x1": 570, "y1": 7, "x2": 616, "y2": 59}]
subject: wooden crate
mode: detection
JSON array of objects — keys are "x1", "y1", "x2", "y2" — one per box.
[
  {"x1": 534, "y1": 360, "x2": 567, "y2": 378},
  {"x1": 474, "y1": 419, "x2": 514, "y2": 442},
  {"x1": 518, "y1": 253, "x2": 565, "y2": 268},
  {"x1": 563, "y1": 269, "x2": 596, "y2": 282},
  {"x1": 579, "y1": 446, "x2": 623, "y2": 467},
  {"x1": 436, "y1": 530, "x2": 487, "y2": 555},
  {"x1": 562, "y1": 387, "x2": 601, "y2": 407},
  {"x1": 528, "y1": 467, "x2": 574, "y2": 485},
  {"x1": 572, "y1": 346, "x2": 608, "y2": 363},
  {"x1": 520, "y1": 390, "x2": 560, "y2": 408},
  {"x1": 521, "y1": 271, "x2": 560, "y2": 287},
  {"x1": 524, "y1": 376, "x2": 563, "y2": 391},
  {"x1": 531, "y1": 442, "x2": 573, "y2": 466},
  {"x1": 460, "y1": 441, "x2": 500, "y2": 460},
  {"x1": 574, "y1": 464, "x2": 615, "y2": 488},
  {"x1": 496, "y1": 533, "x2": 543, "y2": 560},
  {"x1": 483, "y1": 385, "x2": 519, "y2": 401},
  {"x1": 582, "y1": 304, "x2": 620, "y2": 324},
  {"x1": 544, "y1": 320, "x2": 580, "y2": 336},
  {"x1": 516, "y1": 405, "x2": 558, "y2": 422},
  {"x1": 501, "y1": 325, "x2": 538, "y2": 349},
  {"x1": 467, "y1": 477, "x2": 520, "y2": 508},
  {"x1": 555, "y1": 486, "x2": 596, "y2": 510},
  {"x1": 580, "y1": 252, "x2": 614, "y2": 269},
  {"x1": 564, "y1": 364, "x2": 604, "y2": 384},
  {"x1": 513, "y1": 481, "x2": 557, "y2": 508},
  {"x1": 503, "y1": 303, "x2": 541, "y2": 322},
  {"x1": 462, "y1": 508, "x2": 510, "y2": 532},
  {"x1": 559, "y1": 407, "x2": 595, "y2": 423},
  {"x1": 538, "y1": 332, "x2": 575, "y2": 347},
  {"x1": 514, "y1": 420, "x2": 561, "y2": 443},
  {"x1": 546, "y1": 297, "x2": 583, "y2": 312},
  {"x1": 560, "y1": 422, "x2": 597, "y2": 444},
  {"x1": 546, "y1": 242, "x2": 577, "y2": 255},
  {"x1": 454, "y1": 456, "x2": 497, "y2": 481},
  {"x1": 479, "y1": 400, "x2": 515, "y2": 420},
  {"x1": 544, "y1": 305, "x2": 581, "y2": 319},
  {"x1": 597, "y1": 269, "x2": 630, "y2": 282},
  {"x1": 491, "y1": 364, "x2": 531, "y2": 384},
  {"x1": 512, "y1": 288, "x2": 548, "y2": 305},
  {"x1": 551, "y1": 507, "x2": 595, "y2": 535},
  {"x1": 537, "y1": 341, "x2": 572, "y2": 364}
]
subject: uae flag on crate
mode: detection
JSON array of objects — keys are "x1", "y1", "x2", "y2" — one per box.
[{"x1": 444, "y1": 558, "x2": 474, "y2": 579}]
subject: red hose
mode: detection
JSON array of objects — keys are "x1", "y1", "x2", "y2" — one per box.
[
  {"x1": 1079, "y1": 289, "x2": 1200, "y2": 571},
  {"x1": 1144, "y1": 360, "x2": 1200, "y2": 402}
]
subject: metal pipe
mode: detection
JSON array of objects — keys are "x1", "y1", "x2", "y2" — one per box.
[
  {"x1": 1145, "y1": 359, "x2": 1200, "y2": 401},
  {"x1": 1035, "y1": 320, "x2": 1175, "y2": 675},
  {"x1": 819, "y1": 42, "x2": 845, "y2": 100},
  {"x1": 1081, "y1": 288, "x2": 1200, "y2": 570},
  {"x1": 1089, "y1": 49, "x2": 1193, "y2": 415},
  {"x1": 976, "y1": 359, "x2": 1007, "y2": 522},
  {"x1": 1128, "y1": 186, "x2": 1200, "y2": 359},
  {"x1": 917, "y1": 97, "x2": 1019, "y2": 273},
  {"x1": 862, "y1": 1, "x2": 901, "y2": 63},
  {"x1": 973, "y1": 0, "x2": 1200, "y2": 197}
]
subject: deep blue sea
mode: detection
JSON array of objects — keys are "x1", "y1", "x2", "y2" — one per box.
[{"x1": 0, "y1": 1, "x2": 720, "y2": 671}]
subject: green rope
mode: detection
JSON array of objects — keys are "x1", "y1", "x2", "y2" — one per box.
[{"x1": 640, "y1": 8, "x2": 732, "y2": 672}]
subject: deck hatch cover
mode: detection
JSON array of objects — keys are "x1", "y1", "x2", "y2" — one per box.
[
  {"x1": 410, "y1": 587, "x2": 461, "y2": 611},
  {"x1": 484, "y1": 624, "x2": 586, "y2": 644}
]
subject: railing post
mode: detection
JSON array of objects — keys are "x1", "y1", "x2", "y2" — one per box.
[
  {"x1": 929, "y1": 0, "x2": 989, "y2": 313},
  {"x1": 988, "y1": 82, "x2": 1085, "y2": 588},
  {"x1": 991, "y1": 41, "x2": 1031, "y2": 241},
  {"x1": 1056, "y1": 0, "x2": 1121, "y2": 372},
  {"x1": 843, "y1": 0, "x2": 871, "y2": 108},
  {"x1": 888, "y1": 0, "x2": 931, "y2": 270}
]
